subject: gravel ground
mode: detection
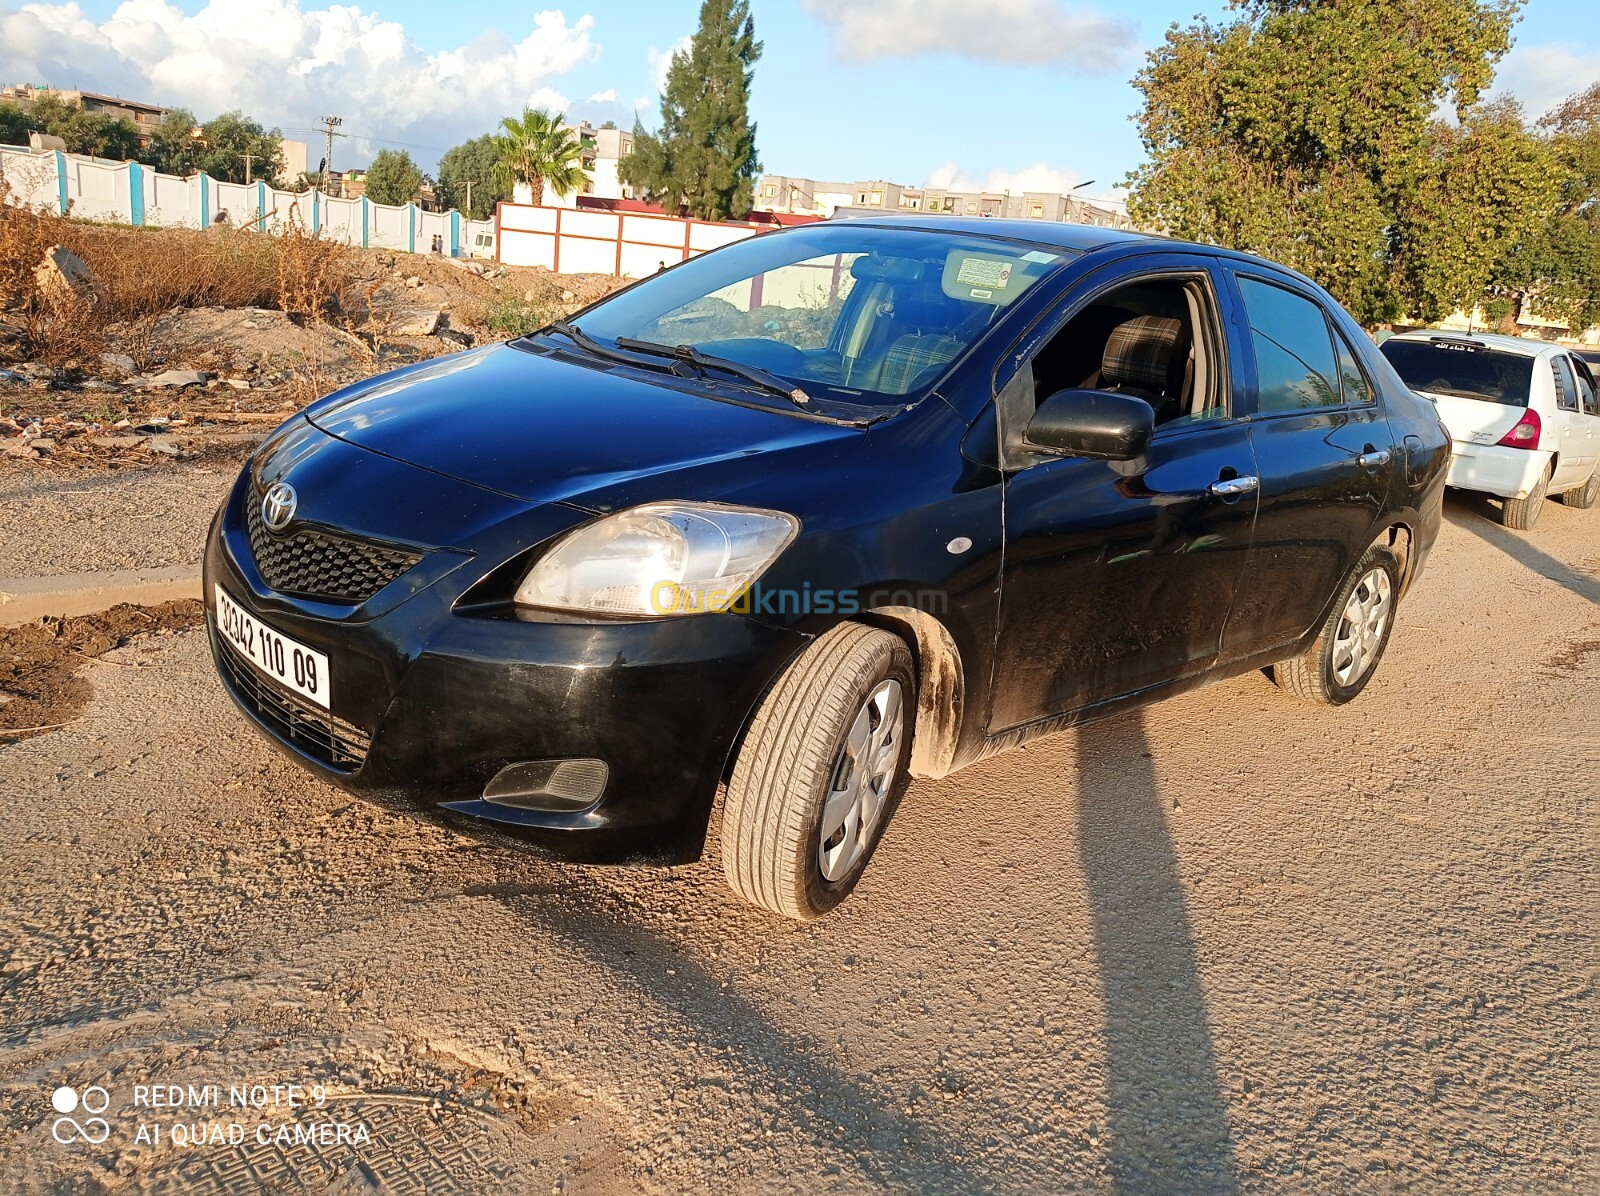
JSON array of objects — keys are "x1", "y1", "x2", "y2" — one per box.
[
  {"x1": 0, "y1": 459, "x2": 236, "y2": 577},
  {"x1": 0, "y1": 491, "x2": 1595, "y2": 1194}
]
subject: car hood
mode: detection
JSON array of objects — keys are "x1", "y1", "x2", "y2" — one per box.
[{"x1": 305, "y1": 343, "x2": 856, "y2": 510}]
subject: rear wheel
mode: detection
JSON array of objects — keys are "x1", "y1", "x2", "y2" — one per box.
[
  {"x1": 1559, "y1": 461, "x2": 1599, "y2": 509},
  {"x1": 1271, "y1": 546, "x2": 1400, "y2": 706},
  {"x1": 721, "y1": 624, "x2": 915, "y2": 920},
  {"x1": 1501, "y1": 463, "x2": 1550, "y2": 529}
]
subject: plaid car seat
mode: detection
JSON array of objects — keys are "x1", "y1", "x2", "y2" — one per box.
[
  {"x1": 1099, "y1": 315, "x2": 1188, "y2": 422},
  {"x1": 876, "y1": 295, "x2": 971, "y2": 395}
]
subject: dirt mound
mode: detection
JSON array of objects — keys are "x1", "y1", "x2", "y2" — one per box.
[{"x1": 0, "y1": 599, "x2": 203, "y2": 741}]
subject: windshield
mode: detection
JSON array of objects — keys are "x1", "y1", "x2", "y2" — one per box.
[
  {"x1": 1380, "y1": 340, "x2": 1535, "y2": 406},
  {"x1": 556, "y1": 224, "x2": 1072, "y2": 405}
]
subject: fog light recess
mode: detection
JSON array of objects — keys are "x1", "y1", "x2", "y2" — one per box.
[{"x1": 482, "y1": 759, "x2": 609, "y2": 811}]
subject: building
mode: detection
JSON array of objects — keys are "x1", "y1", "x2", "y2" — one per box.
[
  {"x1": 754, "y1": 172, "x2": 1136, "y2": 230},
  {"x1": 1, "y1": 83, "x2": 170, "y2": 148}
]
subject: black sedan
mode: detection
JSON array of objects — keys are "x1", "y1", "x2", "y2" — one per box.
[{"x1": 205, "y1": 217, "x2": 1448, "y2": 919}]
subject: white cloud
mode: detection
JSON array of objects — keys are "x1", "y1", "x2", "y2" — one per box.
[
  {"x1": 1489, "y1": 41, "x2": 1600, "y2": 121},
  {"x1": 800, "y1": 0, "x2": 1136, "y2": 70},
  {"x1": 587, "y1": 87, "x2": 617, "y2": 104},
  {"x1": 925, "y1": 160, "x2": 1084, "y2": 195},
  {"x1": 0, "y1": 0, "x2": 599, "y2": 169},
  {"x1": 647, "y1": 35, "x2": 692, "y2": 94}
]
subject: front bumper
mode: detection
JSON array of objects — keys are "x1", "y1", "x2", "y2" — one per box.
[
  {"x1": 1445, "y1": 442, "x2": 1551, "y2": 500},
  {"x1": 204, "y1": 459, "x2": 810, "y2": 864}
]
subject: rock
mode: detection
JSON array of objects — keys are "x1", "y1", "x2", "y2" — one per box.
[
  {"x1": 0, "y1": 322, "x2": 26, "y2": 362},
  {"x1": 34, "y1": 245, "x2": 101, "y2": 307},
  {"x1": 80, "y1": 379, "x2": 115, "y2": 390},
  {"x1": 436, "y1": 328, "x2": 474, "y2": 350},
  {"x1": 3, "y1": 439, "x2": 38, "y2": 458},
  {"x1": 140, "y1": 369, "x2": 208, "y2": 389},
  {"x1": 560, "y1": 289, "x2": 576, "y2": 302},
  {"x1": 221, "y1": 378, "x2": 251, "y2": 390},
  {"x1": 392, "y1": 310, "x2": 441, "y2": 337},
  {"x1": 145, "y1": 437, "x2": 182, "y2": 456},
  {"x1": 404, "y1": 276, "x2": 422, "y2": 289},
  {"x1": 30, "y1": 437, "x2": 56, "y2": 453},
  {"x1": 100, "y1": 352, "x2": 137, "y2": 376}
]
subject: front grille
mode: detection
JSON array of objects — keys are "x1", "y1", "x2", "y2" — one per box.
[
  {"x1": 247, "y1": 491, "x2": 422, "y2": 604},
  {"x1": 217, "y1": 637, "x2": 372, "y2": 771}
]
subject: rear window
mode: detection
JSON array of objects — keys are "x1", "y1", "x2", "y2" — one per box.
[{"x1": 1379, "y1": 341, "x2": 1534, "y2": 406}]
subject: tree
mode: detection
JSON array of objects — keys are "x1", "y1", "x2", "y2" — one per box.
[
  {"x1": 25, "y1": 93, "x2": 142, "y2": 160},
  {"x1": 0, "y1": 103, "x2": 34, "y2": 147},
  {"x1": 492, "y1": 109, "x2": 586, "y2": 206},
  {"x1": 362, "y1": 148, "x2": 425, "y2": 206},
  {"x1": 435, "y1": 135, "x2": 507, "y2": 219},
  {"x1": 1126, "y1": 0, "x2": 1531, "y2": 324},
  {"x1": 141, "y1": 108, "x2": 202, "y2": 175},
  {"x1": 619, "y1": 0, "x2": 762, "y2": 220},
  {"x1": 195, "y1": 111, "x2": 284, "y2": 185},
  {"x1": 1485, "y1": 84, "x2": 1600, "y2": 332}
]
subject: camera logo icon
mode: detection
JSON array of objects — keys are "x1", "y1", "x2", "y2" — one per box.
[{"x1": 50, "y1": 1085, "x2": 111, "y2": 1145}]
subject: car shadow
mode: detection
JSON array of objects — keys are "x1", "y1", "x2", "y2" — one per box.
[
  {"x1": 1444, "y1": 491, "x2": 1599, "y2": 605},
  {"x1": 478, "y1": 877, "x2": 1001, "y2": 1194},
  {"x1": 1072, "y1": 710, "x2": 1239, "y2": 1193}
]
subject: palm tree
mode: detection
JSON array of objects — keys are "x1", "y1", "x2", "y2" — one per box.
[{"x1": 492, "y1": 109, "x2": 587, "y2": 206}]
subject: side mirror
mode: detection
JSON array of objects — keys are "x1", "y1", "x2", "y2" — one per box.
[{"x1": 1024, "y1": 388, "x2": 1155, "y2": 461}]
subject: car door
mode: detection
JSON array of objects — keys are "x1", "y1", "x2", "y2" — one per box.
[
  {"x1": 1574, "y1": 356, "x2": 1600, "y2": 472},
  {"x1": 1222, "y1": 272, "x2": 1397, "y2": 661},
  {"x1": 988, "y1": 255, "x2": 1258, "y2": 732},
  {"x1": 1550, "y1": 352, "x2": 1591, "y2": 485}
]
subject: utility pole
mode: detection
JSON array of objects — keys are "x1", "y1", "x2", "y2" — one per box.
[
  {"x1": 241, "y1": 153, "x2": 254, "y2": 185},
  {"x1": 465, "y1": 179, "x2": 473, "y2": 220},
  {"x1": 319, "y1": 115, "x2": 344, "y2": 196}
]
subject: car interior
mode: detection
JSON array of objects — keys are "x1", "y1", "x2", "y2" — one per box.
[{"x1": 1028, "y1": 278, "x2": 1223, "y2": 428}]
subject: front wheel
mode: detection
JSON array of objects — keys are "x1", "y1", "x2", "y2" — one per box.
[
  {"x1": 721, "y1": 624, "x2": 915, "y2": 920},
  {"x1": 1271, "y1": 546, "x2": 1400, "y2": 706},
  {"x1": 1559, "y1": 461, "x2": 1599, "y2": 509},
  {"x1": 1501, "y1": 463, "x2": 1550, "y2": 529}
]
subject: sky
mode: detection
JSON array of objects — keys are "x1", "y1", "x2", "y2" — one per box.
[{"x1": 1, "y1": 0, "x2": 1595, "y2": 208}]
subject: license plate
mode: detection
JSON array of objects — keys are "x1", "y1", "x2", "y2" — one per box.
[{"x1": 214, "y1": 583, "x2": 331, "y2": 709}]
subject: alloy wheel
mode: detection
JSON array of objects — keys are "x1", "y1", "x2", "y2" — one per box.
[
  {"x1": 818, "y1": 679, "x2": 904, "y2": 882},
  {"x1": 1332, "y1": 567, "x2": 1393, "y2": 687}
]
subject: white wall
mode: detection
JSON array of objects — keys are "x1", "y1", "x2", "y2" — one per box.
[
  {"x1": 497, "y1": 201, "x2": 764, "y2": 279},
  {"x1": 0, "y1": 145, "x2": 489, "y2": 260}
]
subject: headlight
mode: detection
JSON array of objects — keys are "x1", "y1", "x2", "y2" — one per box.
[{"x1": 514, "y1": 502, "x2": 799, "y2": 616}]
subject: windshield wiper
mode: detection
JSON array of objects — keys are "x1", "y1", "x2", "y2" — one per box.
[
  {"x1": 614, "y1": 337, "x2": 812, "y2": 409},
  {"x1": 543, "y1": 320, "x2": 677, "y2": 373}
]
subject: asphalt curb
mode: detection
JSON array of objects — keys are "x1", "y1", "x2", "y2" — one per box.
[{"x1": 0, "y1": 566, "x2": 202, "y2": 626}]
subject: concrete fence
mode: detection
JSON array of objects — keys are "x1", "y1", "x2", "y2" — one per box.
[
  {"x1": 0, "y1": 146, "x2": 494, "y2": 259},
  {"x1": 496, "y1": 202, "x2": 767, "y2": 278}
]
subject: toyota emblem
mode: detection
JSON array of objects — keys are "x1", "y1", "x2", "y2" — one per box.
[{"x1": 261, "y1": 481, "x2": 298, "y2": 532}]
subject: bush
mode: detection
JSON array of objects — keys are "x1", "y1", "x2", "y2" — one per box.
[
  {"x1": 0, "y1": 185, "x2": 356, "y2": 365},
  {"x1": 476, "y1": 291, "x2": 554, "y2": 338}
]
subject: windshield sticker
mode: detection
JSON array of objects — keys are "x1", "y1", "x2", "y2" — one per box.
[
  {"x1": 1021, "y1": 250, "x2": 1059, "y2": 264},
  {"x1": 956, "y1": 257, "x2": 1014, "y2": 290}
]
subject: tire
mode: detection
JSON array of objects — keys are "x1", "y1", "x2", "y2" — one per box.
[
  {"x1": 1559, "y1": 461, "x2": 1599, "y2": 509},
  {"x1": 722, "y1": 624, "x2": 915, "y2": 920},
  {"x1": 1501, "y1": 462, "x2": 1550, "y2": 529},
  {"x1": 1271, "y1": 546, "x2": 1400, "y2": 706}
]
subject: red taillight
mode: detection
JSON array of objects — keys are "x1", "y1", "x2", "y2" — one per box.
[{"x1": 1496, "y1": 408, "x2": 1541, "y2": 449}]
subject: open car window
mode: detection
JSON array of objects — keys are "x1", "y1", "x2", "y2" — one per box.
[{"x1": 564, "y1": 225, "x2": 1072, "y2": 405}]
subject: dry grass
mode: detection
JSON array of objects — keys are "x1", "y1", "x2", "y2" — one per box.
[{"x1": 0, "y1": 184, "x2": 358, "y2": 368}]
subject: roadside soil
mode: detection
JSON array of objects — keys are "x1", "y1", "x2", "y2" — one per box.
[
  {"x1": 0, "y1": 490, "x2": 1594, "y2": 1193},
  {"x1": 0, "y1": 600, "x2": 202, "y2": 741}
]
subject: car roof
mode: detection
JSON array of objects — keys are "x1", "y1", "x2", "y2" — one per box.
[
  {"x1": 823, "y1": 213, "x2": 1152, "y2": 253},
  {"x1": 1384, "y1": 330, "x2": 1557, "y2": 358}
]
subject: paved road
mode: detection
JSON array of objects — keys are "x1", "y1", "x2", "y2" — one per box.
[{"x1": 0, "y1": 491, "x2": 1595, "y2": 1194}]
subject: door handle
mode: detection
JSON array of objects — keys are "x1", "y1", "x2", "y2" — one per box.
[
  {"x1": 1209, "y1": 475, "x2": 1259, "y2": 498},
  {"x1": 1357, "y1": 449, "x2": 1391, "y2": 468}
]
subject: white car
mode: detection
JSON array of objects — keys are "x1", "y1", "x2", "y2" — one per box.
[{"x1": 1380, "y1": 331, "x2": 1600, "y2": 529}]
